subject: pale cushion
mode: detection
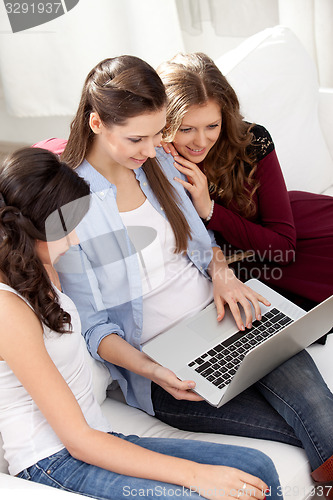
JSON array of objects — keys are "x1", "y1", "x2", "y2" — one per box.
[
  {"x1": 0, "y1": 472, "x2": 83, "y2": 498},
  {"x1": 323, "y1": 186, "x2": 333, "y2": 197},
  {"x1": 101, "y1": 392, "x2": 313, "y2": 495},
  {"x1": 215, "y1": 26, "x2": 333, "y2": 194}
]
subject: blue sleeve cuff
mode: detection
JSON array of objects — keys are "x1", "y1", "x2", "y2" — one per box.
[
  {"x1": 83, "y1": 323, "x2": 125, "y2": 362},
  {"x1": 208, "y1": 229, "x2": 219, "y2": 248}
]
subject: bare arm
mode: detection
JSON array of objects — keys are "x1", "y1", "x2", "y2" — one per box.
[
  {"x1": 98, "y1": 332, "x2": 203, "y2": 401},
  {"x1": 0, "y1": 291, "x2": 267, "y2": 499}
]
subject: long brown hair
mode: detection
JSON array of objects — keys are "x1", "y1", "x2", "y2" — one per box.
[
  {"x1": 62, "y1": 56, "x2": 191, "y2": 252},
  {"x1": 157, "y1": 52, "x2": 259, "y2": 218},
  {"x1": 0, "y1": 147, "x2": 90, "y2": 333}
]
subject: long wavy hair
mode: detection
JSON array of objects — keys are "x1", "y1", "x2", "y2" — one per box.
[
  {"x1": 157, "y1": 52, "x2": 259, "y2": 218},
  {"x1": 0, "y1": 147, "x2": 90, "y2": 333},
  {"x1": 62, "y1": 55, "x2": 191, "y2": 252}
]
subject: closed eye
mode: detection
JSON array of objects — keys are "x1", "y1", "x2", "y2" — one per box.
[
  {"x1": 179, "y1": 127, "x2": 192, "y2": 133},
  {"x1": 128, "y1": 129, "x2": 164, "y2": 143}
]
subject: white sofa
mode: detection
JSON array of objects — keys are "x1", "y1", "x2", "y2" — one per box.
[{"x1": 1, "y1": 26, "x2": 333, "y2": 499}]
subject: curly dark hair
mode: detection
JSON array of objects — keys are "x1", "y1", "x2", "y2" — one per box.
[{"x1": 0, "y1": 147, "x2": 90, "y2": 333}]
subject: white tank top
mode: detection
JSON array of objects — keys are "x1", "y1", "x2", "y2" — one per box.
[
  {"x1": 0, "y1": 283, "x2": 112, "y2": 476},
  {"x1": 120, "y1": 199, "x2": 213, "y2": 343}
]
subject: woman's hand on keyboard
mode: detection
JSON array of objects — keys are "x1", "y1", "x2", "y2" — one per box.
[{"x1": 209, "y1": 253, "x2": 270, "y2": 331}]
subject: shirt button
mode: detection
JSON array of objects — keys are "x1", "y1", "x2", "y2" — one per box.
[
  {"x1": 100, "y1": 191, "x2": 105, "y2": 196},
  {"x1": 160, "y1": 206, "x2": 164, "y2": 211},
  {"x1": 200, "y1": 266, "x2": 203, "y2": 271},
  {"x1": 191, "y1": 251, "x2": 194, "y2": 256},
  {"x1": 143, "y1": 182, "x2": 147, "y2": 186},
  {"x1": 47, "y1": 470, "x2": 51, "y2": 474}
]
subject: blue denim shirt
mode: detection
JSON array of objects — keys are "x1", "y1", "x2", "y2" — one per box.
[{"x1": 57, "y1": 148, "x2": 216, "y2": 415}]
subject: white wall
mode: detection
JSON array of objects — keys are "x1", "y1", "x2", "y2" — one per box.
[
  {"x1": 181, "y1": 21, "x2": 247, "y2": 59},
  {"x1": 0, "y1": 21, "x2": 246, "y2": 146},
  {"x1": 0, "y1": 90, "x2": 72, "y2": 145},
  {"x1": 1, "y1": 0, "x2": 327, "y2": 145}
]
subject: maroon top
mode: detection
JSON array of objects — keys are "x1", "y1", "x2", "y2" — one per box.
[
  {"x1": 206, "y1": 125, "x2": 333, "y2": 303},
  {"x1": 208, "y1": 148, "x2": 296, "y2": 264}
]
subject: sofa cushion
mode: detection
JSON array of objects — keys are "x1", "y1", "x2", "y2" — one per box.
[
  {"x1": 215, "y1": 26, "x2": 333, "y2": 194},
  {"x1": 101, "y1": 392, "x2": 312, "y2": 495},
  {"x1": 323, "y1": 186, "x2": 333, "y2": 197}
]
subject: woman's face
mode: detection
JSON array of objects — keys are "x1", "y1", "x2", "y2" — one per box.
[
  {"x1": 172, "y1": 99, "x2": 222, "y2": 163},
  {"x1": 91, "y1": 108, "x2": 166, "y2": 169}
]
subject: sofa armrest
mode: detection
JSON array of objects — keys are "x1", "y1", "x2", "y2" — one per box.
[{"x1": 319, "y1": 88, "x2": 333, "y2": 161}]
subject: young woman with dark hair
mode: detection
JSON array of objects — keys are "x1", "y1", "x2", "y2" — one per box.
[{"x1": 0, "y1": 147, "x2": 280, "y2": 499}]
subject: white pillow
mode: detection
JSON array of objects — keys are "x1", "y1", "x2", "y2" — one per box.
[{"x1": 215, "y1": 26, "x2": 333, "y2": 193}]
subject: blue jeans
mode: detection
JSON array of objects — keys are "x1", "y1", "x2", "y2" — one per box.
[
  {"x1": 152, "y1": 349, "x2": 333, "y2": 471},
  {"x1": 17, "y1": 433, "x2": 281, "y2": 499}
]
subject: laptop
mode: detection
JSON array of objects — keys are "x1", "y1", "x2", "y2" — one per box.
[{"x1": 143, "y1": 279, "x2": 333, "y2": 407}]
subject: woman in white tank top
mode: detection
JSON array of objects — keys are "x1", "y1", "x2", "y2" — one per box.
[{"x1": 0, "y1": 147, "x2": 280, "y2": 499}]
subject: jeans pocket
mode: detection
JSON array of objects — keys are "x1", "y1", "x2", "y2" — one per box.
[
  {"x1": 37, "y1": 448, "x2": 71, "y2": 476},
  {"x1": 17, "y1": 469, "x2": 31, "y2": 480}
]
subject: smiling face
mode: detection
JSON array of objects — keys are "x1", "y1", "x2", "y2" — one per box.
[
  {"x1": 89, "y1": 108, "x2": 166, "y2": 170},
  {"x1": 172, "y1": 100, "x2": 222, "y2": 163}
]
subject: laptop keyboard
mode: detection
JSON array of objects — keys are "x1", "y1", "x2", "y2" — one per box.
[{"x1": 187, "y1": 308, "x2": 293, "y2": 390}]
